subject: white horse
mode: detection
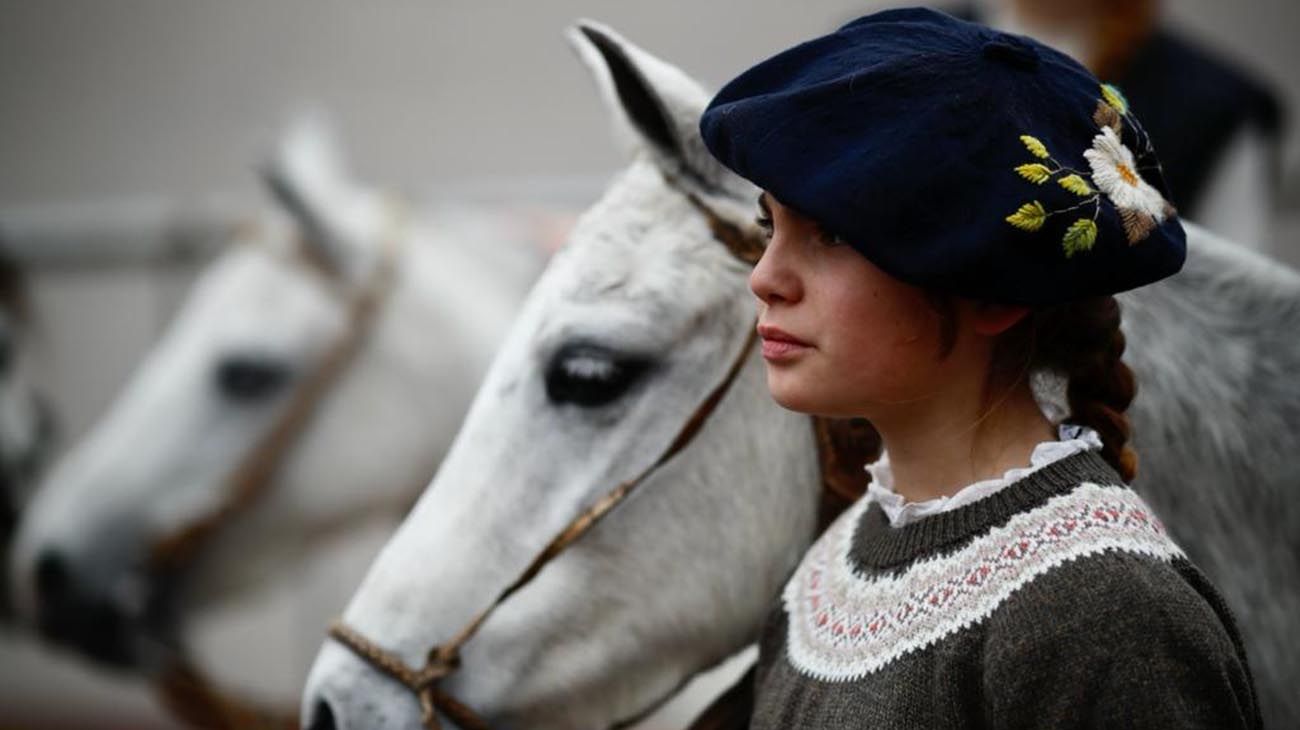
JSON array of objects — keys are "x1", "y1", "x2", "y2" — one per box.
[
  {"x1": 302, "y1": 21, "x2": 1300, "y2": 730},
  {"x1": 9, "y1": 120, "x2": 545, "y2": 720}
]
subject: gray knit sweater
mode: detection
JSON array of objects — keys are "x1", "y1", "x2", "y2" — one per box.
[{"x1": 751, "y1": 450, "x2": 1260, "y2": 729}]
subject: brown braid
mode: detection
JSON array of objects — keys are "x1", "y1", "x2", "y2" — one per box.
[{"x1": 991, "y1": 296, "x2": 1139, "y2": 482}]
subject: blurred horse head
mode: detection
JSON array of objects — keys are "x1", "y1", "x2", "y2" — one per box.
[
  {"x1": 304, "y1": 21, "x2": 1300, "y2": 730},
  {"x1": 9, "y1": 117, "x2": 542, "y2": 708}
]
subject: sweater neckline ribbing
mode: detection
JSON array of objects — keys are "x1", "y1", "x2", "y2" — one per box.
[{"x1": 849, "y1": 449, "x2": 1123, "y2": 571}]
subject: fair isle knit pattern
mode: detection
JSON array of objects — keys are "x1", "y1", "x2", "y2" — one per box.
[
  {"x1": 750, "y1": 449, "x2": 1261, "y2": 729},
  {"x1": 784, "y1": 481, "x2": 1182, "y2": 682}
]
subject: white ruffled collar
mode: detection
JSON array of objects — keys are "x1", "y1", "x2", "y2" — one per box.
[{"x1": 865, "y1": 424, "x2": 1103, "y2": 528}]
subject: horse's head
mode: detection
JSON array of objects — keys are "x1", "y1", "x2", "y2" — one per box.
[
  {"x1": 8, "y1": 118, "x2": 521, "y2": 677},
  {"x1": 302, "y1": 21, "x2": 824, "y2": 730}
]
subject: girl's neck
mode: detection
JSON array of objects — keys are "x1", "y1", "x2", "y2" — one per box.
[{"x1": 874, "y1": 381, "x2": 1056, "y2": 504}]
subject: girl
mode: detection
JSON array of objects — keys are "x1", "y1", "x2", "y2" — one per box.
[{"x1": 699, "y1": 8, "x2": 1259, "y2": 729}]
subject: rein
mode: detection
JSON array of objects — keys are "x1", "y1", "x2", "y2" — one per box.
[
  {"x1": 148, "y1": 202, "x2": 408, "y2": 729},
  {"x1": 325, "y1": 183, "x2": 878, "y2": 730}
]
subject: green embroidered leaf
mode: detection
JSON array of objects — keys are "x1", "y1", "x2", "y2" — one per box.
[
  {"x1": 1015, "y1": 163, "x2": 1052, "y2": 184},
  {"x1": 1062, "y1": 218, "x2": 1099, "y2": 257},
  {"x1": 1019, "y1": 134, "x2": 1050, "y2": 159},
  {"x1": 1058, "y1": 174, "x2": 1094, "y2": 196},
  {"x1": 1101, "y1": 83, "x2": 1129, "y2": 115},
  {"x1": 1006, "y1": 201, "x2": 1047, "y2": 232}
]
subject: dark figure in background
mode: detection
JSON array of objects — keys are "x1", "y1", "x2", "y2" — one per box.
[
  {"x1": 0, "y1": 241, "x2": 57, "y2": 619},
  {"x1": 966, "y1": 0, "x2": 1284, "y2": 253}
]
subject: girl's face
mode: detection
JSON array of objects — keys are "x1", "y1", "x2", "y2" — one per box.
[{"x1": 750, "y1": 193, "x2": 966, "y2": 420}]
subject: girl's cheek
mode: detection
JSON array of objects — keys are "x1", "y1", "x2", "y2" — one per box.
[{"x1": 895, "y1": 312, "x2": 937, "y2": 348}]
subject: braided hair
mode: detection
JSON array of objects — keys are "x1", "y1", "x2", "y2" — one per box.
[{"x1": 991, "y1": 296, "x2": 1138, "y2": 481}]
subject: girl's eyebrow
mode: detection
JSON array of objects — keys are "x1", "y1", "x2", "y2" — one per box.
[{"x1": 757, "y1": 192, "x2": 772, "y2": 216}]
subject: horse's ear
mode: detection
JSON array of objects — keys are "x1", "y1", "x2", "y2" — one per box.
[
  {"x1": 567, "y1": 20, "x2": 756, "y2": 214},
  {"x1": 258, "y1": 113, "x2": 363, "y2": 278}
]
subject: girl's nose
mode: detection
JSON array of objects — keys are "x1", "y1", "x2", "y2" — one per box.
[{"x1": 750, "y1": 236, "x2": 802, "y2": 306}]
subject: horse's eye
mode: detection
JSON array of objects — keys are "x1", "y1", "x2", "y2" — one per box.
[
  {"x1": 545, "y1": 345, "x2": 649, "y2": 408},
  {"x1": 214, "y1": 356, "x2": 292, "y2": 402}
]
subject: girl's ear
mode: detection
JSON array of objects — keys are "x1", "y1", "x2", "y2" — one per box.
[{"x1": 971, "y1": 303, "x2": 1031, "y2": 336}]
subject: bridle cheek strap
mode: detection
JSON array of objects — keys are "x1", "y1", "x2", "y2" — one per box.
[{"x1": 149, "y1": 203, "x2": 407, "y2": 729}]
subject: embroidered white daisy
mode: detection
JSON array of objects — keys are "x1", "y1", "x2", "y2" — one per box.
[{"x1": 1083, "y1": 126, "x2": 1173, "y2": 244}]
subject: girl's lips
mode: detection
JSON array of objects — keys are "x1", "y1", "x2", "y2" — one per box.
[
  {"x1": 761, "y1": 339, "x2": 810, "y2": 361},
  {"x1": 757, "y1": 324, "x2": 812, "y2": 362}
]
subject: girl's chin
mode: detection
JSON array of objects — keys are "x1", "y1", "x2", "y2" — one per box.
[
  {"x1": 765, "y1": 372, "x2": 881, "y2": 420},
  {"x1": 765, "y1": 372, "x2": 838, "y2": 415}
]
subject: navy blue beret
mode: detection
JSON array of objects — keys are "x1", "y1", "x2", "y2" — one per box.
[{"x1": 700, "y1": 7, "x2": 1186, "y2": 306}]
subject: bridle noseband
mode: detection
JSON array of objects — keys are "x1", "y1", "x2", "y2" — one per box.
[{"x1": 325, "y1": 183, "x2": 876, "y2": 730}]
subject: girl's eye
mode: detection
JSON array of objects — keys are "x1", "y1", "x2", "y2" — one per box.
[{"x1": 755, "y1": 215, "x2": 774, "y2": 239}]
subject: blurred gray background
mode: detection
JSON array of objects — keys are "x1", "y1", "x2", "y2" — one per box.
[
  {"x1": 3, "y1": 0, "x2": 1298, "y2": 438},
  {"x1": 1, "y1": 1, "x2": 1296, "y2": 727},
  {"x1": 3, "y1": 0, "x2": 1299, "y2": 210}
]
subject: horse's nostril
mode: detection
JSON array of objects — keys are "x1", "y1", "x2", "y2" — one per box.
[
  {"x1": 27, "y1": 550, "x2": 139, "y2": 667},
  {"x1": 306, "y1": 698, "x2": 338, "y2": 730},
  {"x1": 34, "y1": 550, "x2": 70, "y2": 605}
]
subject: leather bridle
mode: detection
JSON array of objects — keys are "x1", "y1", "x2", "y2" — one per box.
[
  {"x1": 146, "y1": 201, "x2": 410, "y2": 729},
  {"x1": 325, "y1": 182, "x2": 876, "y2": 730}
]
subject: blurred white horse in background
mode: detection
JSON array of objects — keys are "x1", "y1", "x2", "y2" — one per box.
[
  {"x1": 9, "y1": 118, "x2": 546, "y2": 724},
  {"x1": 303, "y1": 21, "x2": 1300, "y2": 730}
]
